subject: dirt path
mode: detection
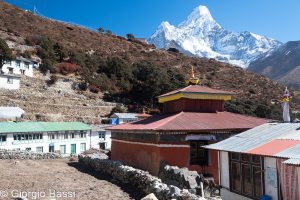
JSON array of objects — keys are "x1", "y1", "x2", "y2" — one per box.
[{"x1": 0, "y1": 159, "x2": 143, "y2": 200}]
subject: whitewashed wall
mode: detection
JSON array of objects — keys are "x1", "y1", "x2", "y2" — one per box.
[
  {"x1": 0, "y1": 76, "x2": 20, "y2": 90},
  {"x1": 264, "y1": 157, "x2": 278, "y2": 200},
  {"x1": 0, "y1": 131, "x2": 95, "y2": 155},
  {"x1": 2, "y1": 60, "x2": 34, "y2": 77}
]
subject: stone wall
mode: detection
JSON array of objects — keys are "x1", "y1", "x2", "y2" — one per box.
[
  {"x1": 0, "y1": 149, "x2": 61, "y2": 159},
  {"x1": 78, "y1": 154, "x2": 205, "y2": 200},
  {"x1": 159, "y1": 161, "x2": 203, "y2": 195}
]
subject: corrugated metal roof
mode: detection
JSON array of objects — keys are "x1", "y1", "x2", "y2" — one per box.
[
  {"x1": 205, "y1": 123, "x2": 300, "y2": 165},
  {"x1": 0, "y1": 122, "x2": 90, "y2": 133},
  {"x1": 276, "y1": 144, "x2": 300, "y2": 159},
  {"x1": 0, "y1": 107, "x2": 24, "y2": 118},
  {"x1": 110, "y1": 113, "x2": 138, "y2": 119},
  {"x1": 247, "y1": 139, "x2": 300, "y2": 156},
  {"x1": 283, "y1": 158, "x2": 300, "y2": 165},
  {"x1": 108, "y1": 112, "x2": 268, "y2": 132}
]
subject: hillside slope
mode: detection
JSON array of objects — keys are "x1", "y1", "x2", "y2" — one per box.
[
  {"x1": 0, "y1": 1, "x2": 300, "y2": 120},
  {"x1": 248, "y1": 41, "x2": 300, "y2": 89}
]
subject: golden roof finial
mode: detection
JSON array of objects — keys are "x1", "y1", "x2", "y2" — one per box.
[
  {"x1": 185, "y1": 66, "x2": 200, "y2": 85},
  {"x1": 191, "y1": 66, "x2": 195, "y2": 78}
]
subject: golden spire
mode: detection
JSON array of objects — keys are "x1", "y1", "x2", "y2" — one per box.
[{"x1": 185, "y1": 66, "x2": 200, "y2": 85}]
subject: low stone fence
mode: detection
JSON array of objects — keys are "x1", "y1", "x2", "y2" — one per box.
[
  {"x1": 79, "y1": 154, "x2": 205, "y2": 200},
  {"x1": 159, "y1": 161, "x2": 203, "y2": 195},
  {"x1": 0, "y1": 149, "x2": 61, "y2": 160}
]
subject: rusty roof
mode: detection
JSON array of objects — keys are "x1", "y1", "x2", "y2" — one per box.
[
  {"x1": 107, "y1": 111, "x2": 267, "y2": 132},
  {"x1": 158, "y1": 85, "x2": 234, "y2": 98}
]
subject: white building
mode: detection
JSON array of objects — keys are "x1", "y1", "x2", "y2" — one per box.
[
  {"x1": 91, "y1": 125, "x2": 112, "y2": 150},
  {"x1": 0, "y1": 73, "x2": 20, "y2": 90},
  {"x1": 0, "y1": 122, "x2": 96, "y2": 155},
  {"x1": 2, "y1": 57, "x2": 34, "y2": 77},
  {"x1": 0, "y1": 107, "x2": 24, "y2": 119},
  {"x1": 205, "y1": 123, "x2": 300, "y2": 200}
]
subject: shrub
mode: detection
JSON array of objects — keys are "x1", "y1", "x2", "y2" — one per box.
[
  {"x1": 56, "y1": 62, "x2": 79, "y2": 75},
  {"x1": 126, "y1": 33, "x2": 135, "y2": 41},
  {"x1": 47, "y1": 74, "x2": 58, "y2": 85},
  {"x1": 88, "y1": 84, "x2": 100, "y2": 93}
]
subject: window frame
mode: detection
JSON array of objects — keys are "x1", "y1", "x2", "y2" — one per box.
[
  {"x1": 7, "y1": 78, "x2": 13, "y2": 84},
  {"x1": 189, "y1": 140, "x2": 209, "y2": 166},
  {"x1": 229, "y1": 153, "x2": 264, "y2": 199}
]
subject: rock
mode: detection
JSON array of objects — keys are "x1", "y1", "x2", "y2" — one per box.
[{"x1": 141, "y1": 193, "x2": 158, "y2": 200}]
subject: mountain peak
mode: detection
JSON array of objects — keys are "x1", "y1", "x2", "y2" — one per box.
[
  {"x1": 185, "y1": 5, "x2": 214, "y2": 23},
  {"x1": 148, "y1": 5, "x2": 282, "y2": 68}
]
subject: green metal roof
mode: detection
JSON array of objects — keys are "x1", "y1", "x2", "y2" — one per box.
[{"x1": 0, "y1": 122, "x2": 91, "y2": 133}]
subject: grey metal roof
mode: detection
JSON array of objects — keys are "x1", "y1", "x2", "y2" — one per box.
[
  {"x1": 205, "y1": 123, "x2": 300, "y2": 152},
  {"x1": 205, "y1": 123, "x2": 300, "y2": 165},
  {"x1": 275, "y1": 144, "x2": 300, "y2": 159},
  {"x1": 283, "y1": 158, "x2": 300, "y2": 165},
  {"x1": 110, "y1": 113, "x2": 138, "y2": 119},
  {"x1": 0, "y1": 107, "x2": 24, "y2": 118}
]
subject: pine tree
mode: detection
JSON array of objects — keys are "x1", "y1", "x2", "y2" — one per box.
[{"x1": 0, "y1": 38, "x2": 13, "y2": 72}]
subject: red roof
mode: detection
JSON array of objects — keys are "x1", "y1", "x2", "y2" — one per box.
[
  {"x1": 247, "y1": 139, "x2": 300, "y2": 156},
  {"x1": 158, "y1": 85, "x2": 234, "y2": 98},
  {"x1": 107, "y1": 112, "x2": 268, "y2": 132}
]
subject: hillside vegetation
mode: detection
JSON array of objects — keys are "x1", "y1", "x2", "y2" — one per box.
[{"x1": 1, "y1": 1, "x2": 300, "y2": 120}]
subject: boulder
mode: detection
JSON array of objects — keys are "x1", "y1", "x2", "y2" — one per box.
[{"x1": 141, "y1": 193, "x2": 158, "y2": 200}]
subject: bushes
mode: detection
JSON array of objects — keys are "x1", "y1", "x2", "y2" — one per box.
[
  {"x1": 47, "y1": 74, "x2": 58, "y2": 85},
  {"x1": 88, "y1": 84, "x2": 100, "y2": 93},
  {"x1": 56, "y1": 62, "x2": 79, "y2": 75}
]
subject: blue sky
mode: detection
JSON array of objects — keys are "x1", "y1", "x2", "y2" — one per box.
[{"x1": 5, "y1": 0, "x2": 300, "y2": 42}]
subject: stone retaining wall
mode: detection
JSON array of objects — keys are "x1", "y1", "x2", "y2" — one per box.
[
  {"x1": 78, "y1": 154, "x2": 205, "y2": 200},
  {"x1": 0, "y1": 149, "x2": 61, "y2": 159},
  {"x1": 159, "y1": 161, "x2": 203, "y2": 195}
]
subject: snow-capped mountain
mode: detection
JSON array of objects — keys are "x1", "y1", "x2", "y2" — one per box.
[{"x1": 148, "y1": 5, "x2": 282, "y2": 67}]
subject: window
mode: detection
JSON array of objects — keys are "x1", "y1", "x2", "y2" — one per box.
[
  {"x1": 190, "y1": 141, "x2": 208, "y2": 165},
  {"x1": 229, "y1": 153, "x2": 263, "y2": 199},
  {"x1": 24, "y1": 62, "x2": 30, "y2": 69},
  {"x1": 80, "y1": 143, "x2": 86, "y2": 153},
  {"x1": 63, "y1": 133, "x2": 68, "y2": 139},
  {"x1": 0, "y1": 134, "x2": 7, "y2": 145},
  {"x1": 80, "y1": 131, "x2": 86, "y2": 138},
  {"x1": 7, "y1": 78, "x2": 13, "y2": 84},
  {"x1": 36, "y1": 146, "x2": 43, "y2": 153},
  {"x1": 16, "y1": 60, "x2": 21, "y2": 67},
  {"x1": 60, "y1": 145, "x2": 66, "y2": 154},
  {"x1": 71, "y1": 133, "x2": 75, "y2": 138},
  {"x1": 8, "y1": 67, "x2": 13, "y2": 74},
  {"x1": 26, "y1": 147, "x2": 31, "y2": 151},
  {"x1": 20, "y1": 69, "x2": 25, "y2": 75},
  {"x1": 99, "y1": 131, "x2": 106, "y2": 140},
  {"x1": 13, "y1": 133, "x2": 43, "y2": 143}
]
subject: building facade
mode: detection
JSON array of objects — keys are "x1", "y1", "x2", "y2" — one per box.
[
  {"x1": 0, "y1": 122, "x2": 94, "y2": 155},
  {"x1": 108, "y1": 83, "x2": 267, "y2": 183},
  {"x1": 0, "y1": 74, "x2": 20, "y2": 90},
  {"x1": 91, "y1": 125, "x2": 112, "y2": 150},
  {"x1": 2, "y1": 57, "x2": 34, "y2": 77},
  {"x1": 206, "y1": 123, "x2": 300, "y2": 200}
]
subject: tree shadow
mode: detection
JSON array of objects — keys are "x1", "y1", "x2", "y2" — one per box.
[{"x1": 68, "y1": 161, "x2": 145, "y2": 200}]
